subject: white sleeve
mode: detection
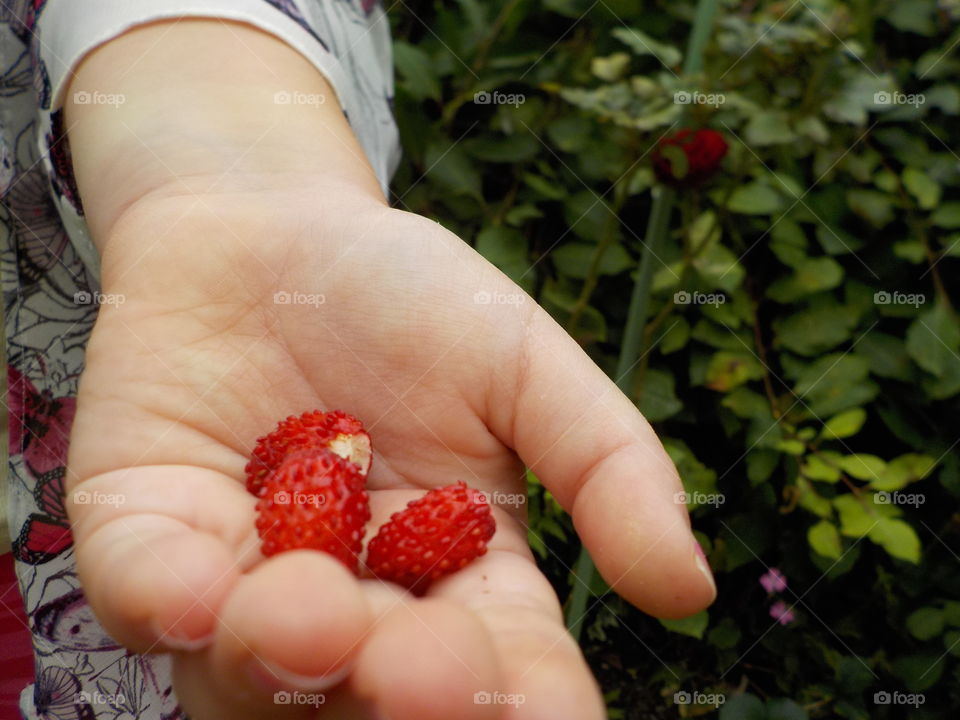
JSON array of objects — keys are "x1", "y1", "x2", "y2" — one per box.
[{"x1": 34, "y1": 0, "x2": 401, "y2": 277}]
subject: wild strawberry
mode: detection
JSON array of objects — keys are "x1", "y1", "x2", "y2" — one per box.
[
  {"x1": 255, "y1": 449, "x2": 370, "y2": 572},
  {"x1": 651, "y1": 128, "x2": 728, "y2": 188},
  {"x1": 366, "y1": 481, "x2": 496, "y2": 595},
  {"x1": 246, "y1": 410, "x2": 371, "y2": 497}
]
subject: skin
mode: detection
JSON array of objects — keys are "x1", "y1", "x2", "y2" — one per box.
[{"x1": 62, "y1": 20, "x2": 716, "y2": 720}]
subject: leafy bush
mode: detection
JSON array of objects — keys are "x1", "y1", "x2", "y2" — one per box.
[{"x1": 390, "y1": 1, "x2": 960, "y2": 717}]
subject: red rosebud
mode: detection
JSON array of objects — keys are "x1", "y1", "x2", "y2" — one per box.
[{"x1": 651, "y1": 128, "x2": 728, "y2": 188}]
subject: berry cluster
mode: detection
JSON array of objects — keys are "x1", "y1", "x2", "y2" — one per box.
[{"x1": 246, "y1": 410, "x2": 496, "y2": 594}]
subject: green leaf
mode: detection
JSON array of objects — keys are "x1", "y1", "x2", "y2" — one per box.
[
  {"x1": 885, "y1": 0, "x2": 937, "y2": 35},
  {"x1": 820, "y1": 408, "x2": 867, "y2": 439},
  {"x1": 659, "y1": 610, "x2": 708, "y2": 639},
  {"x1": 869, "y1": 517, "x2": 921, "y2": 563},
  {"x1": 794, "y1": 354, "x2": 879, "y2": 417},
  {"x1": 945, "y1": 630, "x2": 960, "y2": 656},
  {"x1": 692, "y1": 242, "x2": 745, "y2": 293},
  {"x1": 523, "y1": 173, "x2": 567, "y2": 200},
  {"x1": 659, "y1": 317, "x2": 690, "y2": 355},
  {"x1": 774, "y1": 303, "x2": 858, "y2": 355},
  {"x1": 839, "y1": 454, "x2": 886, "y2": 481},
  {"x1": 476, "y1": 226, "x2": 527, "y2": 266},
  {"x1": 591, "y1": 52, "x2": 631, "y2": 81},
  {"x1": 393, "y1": 42, "x2": 441, "y2": 101},
  {"x1": 802, "y1": 452, "x2": 843, "y2": 482},
  {"x1": 834, "y1": 494, "x2": 875, "y2": 538},
  {"x1": 663, "y1": 438, "x2": 719, "y2": 507},
  {"x1": 707, "y1": 617, "x2": 741, "y2": 649},
  {"x1": 906, "y1": 607, "x2": 945, "y2": 641},
  {"x1": 931, "y1": 202, "x2": 960, "y2": 228},
  {"x1": 551, "y1": 242, "x2": 632, "y2": 279},
  {"x1": 747, "y1": 449, "x2": 780, "y2": 485},
  {"x1": 808, "y1": 520, "x2": 843, "y2": 559},
  {"x1": 505, "y1": 204, "x2": 544, "y2": 226},
  {"x1": 464, "y1": 133, "x2": 539, "y2": 163},
  {"x1": 769, "y1": 220, "x2": 808, "y2": 267},
  {"x1": 824, "y1": 69, "x2": 895, "y2": 124},
  {"x1": 855, "y1": 331, "x2": 915, "y2": 381},
  {"x1": 892, "y1": 653, "x2": 944, "y2": 692},
  {"x1": 906, "y1": 301, "x2": 960, "y2": 378},
  {"x1": 705, "y1": 351, "x2": 765, "y2": 391},
  {"x1": 903, "y1": 167, "x2": 941, "y2": 209},
  {"x1": 637, "y1": 369, "x2": 682, "y2": 422},
  {"x1": 719, "y1": 694, "x2": 766, "y2": 720},
  {"x1": 611, "y1": 27, "x2": 682, "y2": 67},
  {"x1": 847, "y1": 189, "x2": 894, "y2": 227},
  {"x1": 943, "y1": 600, "x2": 960, "y2": 627},
  {"x1": 767, "y1": 257, "x2": 844, "y2": 303},
  {"x1": 893, "y1": 240, "x2": 926, "y2": 263},
  {"x1": 794, "y1": 115, "x2": 830, "y2": 143},
  {"x1": 425, "y1": 141, "x2": 483, "y2": 200},
  {"x1": 721, "y1": 387, "x2": 769, "y2": 419},
  {"x1": 728, "y1": 183, "x2": 784, "y2": 215},
  {"x1": 745, "y1": 111, "x2": 796, "y2": 145},
  {"x1": 766, "y1": 698, "x2": 809, "y2": 720},
  {"x1": 776, "y1": 439, "x2": 805, "y2": 455},
  {"x1": 546, "y1": 115, "x2": 593, "y2": 153},
  {"x1": 563, "y1": 190, "x2": 610, "y2": 240},
  {"x1": 798, "y1": 477, "x2": 833, "y2": 518},
  {"x1": 873, "y1": 454, "x2": 937, "y2": 491}
]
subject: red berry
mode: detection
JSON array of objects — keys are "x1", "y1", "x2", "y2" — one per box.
[
  {"x1": 255, "y1": 449, "x2": 370, "y2": 572},
  {"x1": 246, "y1": 410, "x2": 371, "y2": 497},
  {"x1": 651, "y1": 128, "x2": 728, "y2": 188},
  {"x1": 366, "y1": 481, "x2": 496, "y2": 595}
]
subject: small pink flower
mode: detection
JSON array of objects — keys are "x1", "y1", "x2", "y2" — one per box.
[
  {"x1": 770, "y1": 601, "x2": 795, "y2": 626},
  {"x1": 759, "y1": 567, "x2": 787, "y2": 594}
]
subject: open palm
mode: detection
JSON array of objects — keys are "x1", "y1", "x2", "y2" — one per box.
[{"x1": 65, "y1": 190, "x2": 714, "y2": 720}]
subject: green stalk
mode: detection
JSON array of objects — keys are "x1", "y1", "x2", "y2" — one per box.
[{"x1": 564, "y1": 0, "x2": 721, "y2": 640}]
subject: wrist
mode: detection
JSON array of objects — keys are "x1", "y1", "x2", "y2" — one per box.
[{"x1": 65, "y1": 19, "x2": 385, "y2": 246}]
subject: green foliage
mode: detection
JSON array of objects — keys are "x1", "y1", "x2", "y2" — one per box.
[{"x1": 391, "y1": 0, "x2": 960, "y2": 717}]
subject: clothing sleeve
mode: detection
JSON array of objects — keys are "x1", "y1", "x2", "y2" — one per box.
[{"x1": 33, "y1": 0, "x2": 401, "y2": 278}]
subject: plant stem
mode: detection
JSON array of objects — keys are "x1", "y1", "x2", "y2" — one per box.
[{"x1": 564, "y1": 0, "x2": 721, "y2": 640}]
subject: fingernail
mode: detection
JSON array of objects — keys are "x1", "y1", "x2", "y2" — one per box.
[
  {"x1": 693, "y1": 540, "x2": 717, "y2": 601},
  {"x1": 247, "y1": 658, "x2": 351, "y2": 694}
]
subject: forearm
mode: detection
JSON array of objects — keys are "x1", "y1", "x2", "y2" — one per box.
[{"x1": 65, "y1": 19, "x2": 385, "y2": 251}]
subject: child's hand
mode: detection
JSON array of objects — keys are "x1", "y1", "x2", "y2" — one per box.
[{"x1": 63, "y1": 21, "x2": 715, "y2": 720}]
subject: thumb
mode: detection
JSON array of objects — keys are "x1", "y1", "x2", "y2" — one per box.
[{"x1": 488, "y1": 306, "x2": 716, "y2": 619}]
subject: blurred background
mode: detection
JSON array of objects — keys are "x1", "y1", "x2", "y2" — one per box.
[{"x1": 387, "y1": 1, "x2": 960, "y2": 718}]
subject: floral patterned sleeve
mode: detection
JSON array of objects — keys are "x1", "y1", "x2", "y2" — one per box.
[{"x1": 0, "y1": 2, "x2": 399, "y2": 718}]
